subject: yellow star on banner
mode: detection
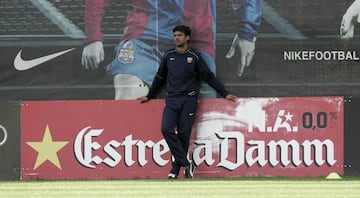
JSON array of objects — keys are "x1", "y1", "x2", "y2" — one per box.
[{"x1": 27, "y1": 124, "x2": 69, "y2": 170}]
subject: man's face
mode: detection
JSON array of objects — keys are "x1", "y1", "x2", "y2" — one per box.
[{"x1": 173, "y1": 31, "x2": 189, "y2": 47}]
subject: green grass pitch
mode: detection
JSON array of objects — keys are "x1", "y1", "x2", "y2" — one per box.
[{"x1": 0, "y1": 178, "x2": 359, "y2": 198}]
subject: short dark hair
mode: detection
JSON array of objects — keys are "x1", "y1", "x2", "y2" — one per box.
[{"x1": 172, "y1": 25, "x2": 191, "y2": 37}]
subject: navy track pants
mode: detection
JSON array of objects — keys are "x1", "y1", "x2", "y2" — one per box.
[{"x1": 161, "y1": 99, "x2": 198, "y2": 168}]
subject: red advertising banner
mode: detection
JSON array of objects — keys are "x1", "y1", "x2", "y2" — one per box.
[
  {"x1": 21, "y1": 97, "x2": 344, "y2": 180},
  {"x1": 192, "y1": 97, "x2": 344, "y2": 178}
]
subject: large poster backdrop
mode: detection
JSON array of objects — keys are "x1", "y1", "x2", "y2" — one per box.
[{"x1": 0, "y1": 0, "x2": 359, "y2": 100}]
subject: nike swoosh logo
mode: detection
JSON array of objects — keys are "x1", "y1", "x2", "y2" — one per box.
[{"x1": 14, "y1": 48, "x2": 75, "y2": 71}]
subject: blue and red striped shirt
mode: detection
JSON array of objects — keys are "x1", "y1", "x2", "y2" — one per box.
[{"x1": 84, "y1": 0, "x2": 261, "y2": 57}]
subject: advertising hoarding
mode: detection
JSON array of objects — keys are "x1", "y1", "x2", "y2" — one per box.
[
  {"x1": 0, "y1": 102, "x2": 21, "y2": 180},
  {"x1": 21, "y1": 97, "x2": 343, "y2": 180}
]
